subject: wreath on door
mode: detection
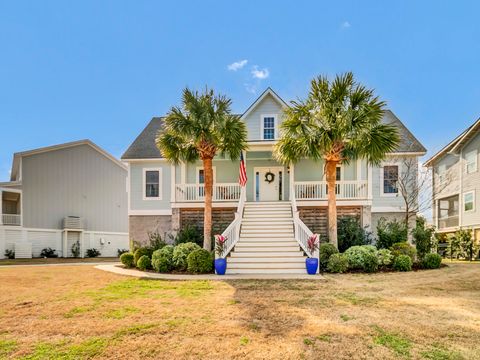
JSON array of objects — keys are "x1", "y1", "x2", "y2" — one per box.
[{"x1": 264, "y1": 171, "x2": 275, "y2": 183}]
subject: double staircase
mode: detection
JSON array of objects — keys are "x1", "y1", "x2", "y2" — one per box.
[{"x1": 225, "y1": 201, "x2": 307, "y2": 274}]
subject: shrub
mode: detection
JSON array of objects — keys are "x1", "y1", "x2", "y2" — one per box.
[
  {"x1": 172, "y1": 242, "x2": 201, "y2": 271},
  {"x1": 134, "y1": 247, "x2": 153, "y2": 265},
  {"x1": 117, "y1": 248, "x2": 129, "y2": 257},
  {"x1": 412, "y1": 217, "x2": 435, "y2": 260},
  {"x1": 390, "y1": 242, "x2": 417, "y2": 262},
  {"x1": 120, "y1": 253, "x2": 135, "y2": 268},
  {"x1": 85, "y1": 248, "x2": 101, "y2": 258},
  {"x1": 4, "y1": 249, "x2": 15, "y2": 259},
  {"x1": 147, "y1": 231, "x2": 167, "y2": 251},
  {"x1": 337, "y1": 217, "x2": 372, "y2": 252},
  {"x1": 327, "y1": 253, "x2": 349, "y2": 273},
  {"x1": 454, "y1": 229, "x2": 477, "y2": 260},
  {"x1": 187, "y1": 249, "x2": 213, "y2": 274},
  {"x1": 152, "y1": 245, "x2": 175, "y2": 273},
  {"x1": 393, "y1": 255, "x2": 412, "y2": 272},
  {"x1": 377, "y1": 249, "x2": 393, "y2": 267},
  {"x1": 344, "y1": 245, "x2": 377, "y2": 270},
  {"x1": 40, "y1": 247, "x2": 58, "y2": 258},
  {"x1": 71, "y1": 240, "x2": 80, "y2": 258},
  {"x1": 362, "y1": 251, "x2": 379, "y2": 273},
  {"x1": 376, "y1": 218, "x2": 407, "y2": 249},
  {"x1": 170, "y1": 224, "x2": 203, "y2": 246},
  {"x1": 319, "y1": 243, "x2": 338, "y2": 271},
  {"x1": 423, "y1": 253, "x2": 442, "y2": 269},
  {"x1": 137, "y1": 255, "x2": 151, "y2": 271}
]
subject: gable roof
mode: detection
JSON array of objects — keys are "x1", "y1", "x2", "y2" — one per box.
[
  {"x1": 10, "y1": 140, "x2": 126, "y2": 181},
  {"x1": 424, "y1": 117, "x2": 480, "y2": 167},
  {"x1": 122, "y1": 89, "x2": 426, "y2": 160}
]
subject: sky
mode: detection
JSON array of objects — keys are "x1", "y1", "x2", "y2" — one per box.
[{"x1": 0, "y1": 1, "x2": 479, "y2": 182}]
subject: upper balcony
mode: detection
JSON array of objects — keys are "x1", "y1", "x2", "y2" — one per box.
[{"x1": 0, "y1": 189, "x2": 22, "y2": 226}]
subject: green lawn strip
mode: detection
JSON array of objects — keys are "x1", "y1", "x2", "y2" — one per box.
[
  {"x1": 420, "y1": 343, "x2": 464, "y2": 360},
  {"x1": 21, "y1": 338, "x2": 107, "y2": 360},
  {"x1": 372, "y1": 325, "x2": 412, "y2": 358},
  {"x1": 0, "y1": 339, "x2": 17, "y2": 357}
]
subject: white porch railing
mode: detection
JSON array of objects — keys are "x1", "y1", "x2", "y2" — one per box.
[
  {"x1": 291, "y1": 191, "x2": 317, "y2": 258},
  {"x1": 217, "y1": 187, "x2": 246, "y2": 259},
  {"x1": 294, "y1": 180, "x2": 368, "y2": 200},
  {"x1": 2, "y1": 214, "x2": 21, "y2": 226},
  {"x1": 175, "y1": 183, "x2": 241, "y2": 202}
]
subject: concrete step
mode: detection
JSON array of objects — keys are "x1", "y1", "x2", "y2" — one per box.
[
  {"x1": 242, "y1": 219, "x2": 293, "y2": 224},
  {"x1": 242, "y1": 224, "x2": 293, "y2": 229},
  {"x1": 233, "y1": 246, "x2": 300, "y2": 252},
  {"x1": 245, "y1": 202, "x2": 291, "y2": 206},
  {"x1": 230, "y1": 251, "x2": 305, "y2": 257},
  {"x1": 227, "y1": 262, "x2": 305, "y2": 269},
  {"x1": 228, "y1": 257, "x2": 306, "y2": 263},
  {"x1": 236, "y1": 241, "x2": 299, "y2": 248},
  {"x1": 238, "y1": 238, "x2": 297, "y2": 243},
  {"x1": 225, "y1": 268, "x2": 306, "y2": 274},
  {"x1": 241, "y1": 229, "x2": 294, "y2": 234},
  {"x1": 240, "y1": 233, "x2": 295, "y2": 239}
]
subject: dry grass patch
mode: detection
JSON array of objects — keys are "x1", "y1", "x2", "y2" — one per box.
[{"x1": 0, "y1": 263, "x2": 479, "y2": 359}]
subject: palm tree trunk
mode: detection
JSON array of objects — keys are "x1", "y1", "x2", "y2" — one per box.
[
  {"x1": 325, "y1": 160, "x2": 338, "y2": 248},
  {"x1": 203, "y1": 157, "x2": 214, "y2": 251}
]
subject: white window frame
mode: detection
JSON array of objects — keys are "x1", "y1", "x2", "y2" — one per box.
[
  {"x1": 465, "y1": 150, "x2": 478, "y2": 174},
  {"x1": 380, "y1": 163, "x2": 399, "y2": 197},
  {"x1": 463, "y1": 190, "x2": 475, "y2": 212},
  {"x1": 260, "y1": 114, "x2": 277, "y2": 140},
  {"x1": 196, "y1": 166, "x2": 217, "y2": 184},
  {"x1": 143, "y1": 168, "x2": 162, "y2": 200}
]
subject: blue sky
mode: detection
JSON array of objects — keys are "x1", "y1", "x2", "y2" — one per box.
[{"x1": 1, "y1": 1, "x2": 479, "y2": 181}]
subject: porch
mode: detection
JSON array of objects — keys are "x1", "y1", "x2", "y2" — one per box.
[{"x1": 0, "y1": 188, "x2": 22, "y2": 226}]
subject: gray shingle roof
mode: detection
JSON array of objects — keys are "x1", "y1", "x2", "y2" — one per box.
[
  {"x1": 122, "y1": 117, "x2": 164, "y2": 159},
  {"x1": 122, "y1": 109, "x2": 426, "y2": 160}
]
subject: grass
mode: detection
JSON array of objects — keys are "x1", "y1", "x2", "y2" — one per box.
[
  {"x1": 0, "y1": 257, "x2": 118, "y2": 266},
  {"x1": 0, "y1": 263, "x2": 479, "y2": 358}
]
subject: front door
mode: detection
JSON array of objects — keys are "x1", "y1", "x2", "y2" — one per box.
[{"x1": 255, "y1": 167, "x2": 283, "y2": 201}]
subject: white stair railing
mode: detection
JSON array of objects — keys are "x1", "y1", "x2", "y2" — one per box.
[{"x1": 217, "y1": 186, "x2": 246, "y2": 258}]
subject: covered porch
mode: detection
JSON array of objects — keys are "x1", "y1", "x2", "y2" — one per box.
[{"x1": 0, "y1": 188, "x2": 22, "y2": 226}]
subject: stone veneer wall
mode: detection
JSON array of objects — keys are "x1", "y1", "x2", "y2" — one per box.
[
  {"x1": 298, "y1": 206, "x2": 362, "y2": 237},
  {"x1": 129, "y1": 215, "x2": 172, "y2": 246}
]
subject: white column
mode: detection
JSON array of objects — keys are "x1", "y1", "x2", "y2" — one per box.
[
  {"x1": 367, "y1": 163, "x2": 373, "y2": 200},
  {"x1": 0, "y1": 190, "x2": 3, "y2": 226},
  {"x1": 0, "y1": 227, "x2": 5, "y2": 259},
  {"x1": 243, "y1": 151, "x2": 247, "y2": 201},
  {"x1": 170, "y1": 164, "x2": 176, "y2": 202},
  {"x1": 289, "y1": 163, "x2": 295, "y2": 201},
  {"x1": 181, "y1": 162, "x2": 186, "y2": 184}
]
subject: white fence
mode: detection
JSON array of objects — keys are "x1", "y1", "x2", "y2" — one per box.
[
  {"x1": 175, "y1": 183, "x2": 241, "y2": 202},
  {"x1": 0, "y1": 226, "x2": 128, "y2": 259},
  {"x1": 294, "y1": 180, "x2": 368, "y2": 200},
  {"x1": 1, "y1": 214, "x2": 21, "y2": 226}
]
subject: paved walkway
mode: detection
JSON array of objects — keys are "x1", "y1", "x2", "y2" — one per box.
[
  {"x1": 0, "y1": 261, "x2": 118, "y2": 268},
  {"x1": 95, "y1": 264, "x2": 325, "y2": 280}
]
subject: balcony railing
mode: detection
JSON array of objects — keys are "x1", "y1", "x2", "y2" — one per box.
[
  {"x1": 294, "y1": 180, "x2": 368, "y2": 200},
  {"x1": 1, "y1": 214, "x2": 21, "y2": 226},
  {"x1": 175, "y1": 183, "x2": 241, "y2": 202},
  {"x1": 438, "y1": 215, "x2": 459, "y2": 229}
]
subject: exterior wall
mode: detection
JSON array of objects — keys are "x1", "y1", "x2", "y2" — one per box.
[
  {"x1": 433, "y1": 153, "x2": 460, "y2": 199},
  {"x1": 244, "y1": 157, "x2": 290, "y2": 202},
  {"x1": 129, "y1": 160, "x2": 172, "y2": 211},
  {"x1": 243, "y1": 94, "x2": 284, "y2": 141},
  {"x1": 21, "y1": 144, "x2": 128, "y2": 232},
  {"x1": 461, "y1": 133, "x2": 480, "y2": 227},
  {"x1": 294, "y1": 158, "x2": 365, "y2": 182},
  {"x1": 129, "y1": 215, "x2": 173, "y2": 245},
  {"x1": 370, "y1": 212, "x2": 416, "y2": 242}
]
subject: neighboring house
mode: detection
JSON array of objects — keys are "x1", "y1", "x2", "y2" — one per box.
[
  {"x1": 425, "y1": 117, "x2": 480, "y2": 242},
  {"x1": 122, "y1": 88, "x2": 426, "y2": 271},
  {"x1": 0, "y1": 140, "x2": 129, "y2": 259}
]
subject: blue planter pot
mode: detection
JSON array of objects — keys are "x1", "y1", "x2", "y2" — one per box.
[
  {"x1": 305, "y1": 258, "x2": 318, "y2": 275},
  {"x1": 215, "y1": 258, "x2": 227, "y2": 275}
]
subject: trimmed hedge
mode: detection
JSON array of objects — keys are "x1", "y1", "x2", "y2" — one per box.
[
  {"x1": 319, "y1": 243, "x2": 338, "y2": 271},
  {"x1": 120, "y1": 253, "x2": 135, "y2": 268},
  {"x1": 390, "y1": 242, "x2": 417, "y2": 262},
  {"x1": 187, "y1": 249, "x2": 213, "y2": 274},
  {"x1": 327, "y1": 253, "x2": 349, "y2": 273},
  {"x1": 152, "y1": 245, "x2": 174, "y2": 273},
  {"x1": 172, "y1": 242, "x2": 201, "y2": 271},
  {"x1": 422, "y1": 253, "x2": 442, "y2": 269},
  {"x1": 377, "y1": 249, "x2": 393, "y2": 267},
  {"x1": 134, "y1": 247, "x2": 153, "y2": 265},
  {"x1": 344, "y1": 245, "x2": 377, "y2": 270},
  {"x1": 393, "y1": 254, "x2": 412, "y2": 272},
  {"x1": 137, "y1": 255, "x2": 151, "y2": 271}
]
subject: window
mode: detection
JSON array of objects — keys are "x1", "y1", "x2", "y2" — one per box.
[
  {"x1": 382, "y1": 165, "x2": 398, "y2": 195},
  {"x1": 144, "y1": 169, "x2": 161, "y2": 199},
  {"x1": 262, "y1": 115, "x2": 276, "y2": 140},
  {"x1": 336, "y1": 166, "x2": 341, "y2": 181},
  {"x1": 438, "y1": 195, "x2": 459, "y2": 228},
  {"x1": 464, "y1": 191, "x2": 475, "y2": 212},
  {"x1": 465, "y1": 150, "x2": 478, "y2": 174}
]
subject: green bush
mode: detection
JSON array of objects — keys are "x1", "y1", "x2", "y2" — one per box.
[
  {"x1": 393, "y1": 254, "x2": 412, "y2": 272},
  {"x1": 422, "y1": 253, "x2": 442, "y2": 269},
  {"x1": 390, "y1": 242, "x2": 417, "y2": 262},
  {"x1": 344, "y1": 245, "x2": 377, "y2": 270},
  {"x1": 412, "y1": 217, "x2": 435, "y2": 260},
  {"x1": 120, "y1": 253, "x2": 135, "y2": 268},
  {"x1": 137, "y1": 255, "x2": 151, "y2": 271},
  {"x1": 173, "y1": 242, "x2": 201, "y2": 271},
  {"x1": 319, "y1": 243, "x2": 339, "y2": 271},
  {"x1": 147, "y1": 231, "x2": 167, "y2": 251},
  {"x1": 151, "y1": 245, "x2": 175, "y2": 273},
  {"x1": 376, "y1": 218, "x2": 407, "y2": 249},
  {"x1": 327, "y1": 253, "x2": 349, "y2": 273},
  {"x1": 170, "y1": 224, "x2": 203, "y2": 246},
  {"x1": 85, "y1": 248, "x2": 101, "y2": 258},
  {"x1": 134, "y1": 247, "x2": 153, "y2": 265},
  {"x1": 377, "y1": 248, "x2": 394, "y2": 267},
  {"x1": 187, "y1": 249, "x2": 213, "y2": 274},
  {"x1": 337, "y1": 217, "x2": 372, "y2": 252},
  {"x1": 362, "y1": 251, "x2": 379, "y2": 273}
]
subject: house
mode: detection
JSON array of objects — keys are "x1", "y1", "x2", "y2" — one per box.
[
  {"x1": 425, "y1": 117, "x2": 480, "y2": 242},
  {"x1": 0, "y1": 140, "x2": 129, "y2": 259},
  {"x1": 122, "y1": 88, "x2": 426, "y2": 273}
]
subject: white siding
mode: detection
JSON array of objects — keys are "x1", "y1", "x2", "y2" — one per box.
[
  {"x1": 130, "y1": 161, "x2": 172, "y2": 211},
  {"x1": 243, "y1": 94, "x2": 284, "y2": 141}
]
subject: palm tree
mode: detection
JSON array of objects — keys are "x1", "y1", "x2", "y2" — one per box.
[
  {"x1": 156, "y1": 88, "x2": 247, "y2": 250},
  {"x1": 274, "y1": 73, "x2": 400, "y2": 248}
]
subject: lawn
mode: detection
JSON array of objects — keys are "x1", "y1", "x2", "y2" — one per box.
[{"x1": 0, "y1": 263, "x2": 479, "y2": 359}]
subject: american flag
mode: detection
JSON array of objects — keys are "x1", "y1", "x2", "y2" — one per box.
[{"x1": 239, "y1": 152, "x2": 247, "y2": 187}]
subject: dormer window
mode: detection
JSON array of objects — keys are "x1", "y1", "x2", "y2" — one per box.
[{"x1": 262, "y1": 114, "x2": 276, "y2": 140}]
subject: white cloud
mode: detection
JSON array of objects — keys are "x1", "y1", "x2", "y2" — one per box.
[
  {"x1": 341, "y1": 21, "x2": 351, "y2": 29},
  {"x1": 244, "y1": 83, "x2": 257, "y2": 94},
  {"x1": 251, "y1": 66, "x2": 269, "y2": 80},
  {"x1": 227, "y1": 59, "x2": 248, "y2": 71}
]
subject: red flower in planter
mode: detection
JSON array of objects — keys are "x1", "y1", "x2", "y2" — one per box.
[
  {"x1": 215, "y1": 234, "x2": 228, "y2": 257},
  {"x1": 307, "y1": 234, "x2": 319, "y2": 256}
]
